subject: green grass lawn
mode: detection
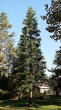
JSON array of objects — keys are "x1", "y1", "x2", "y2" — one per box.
[{"x1": 0, "y1": 96, "x2": 61, "y2": 110}]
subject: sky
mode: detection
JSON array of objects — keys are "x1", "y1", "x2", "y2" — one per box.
[{"x1": 0, "y1": 0, "x2": 60, "y2": 77}]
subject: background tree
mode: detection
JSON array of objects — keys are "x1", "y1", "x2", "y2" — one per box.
[
  {"x1": 41, "y1": 0, "x2": 61, "y2": 41},
  {"x1": 14, "y1": 6, "x2": 46, "y2": 106},
  {"x1": 41, "y1": 0, "x2": 61, "y2": 95},
  {"x1": 49, "y1": 47, "x2": 61, "y2": 95},
  {"x1": 5, "y1": 42, "x2": 17, "y2": 91},
  {"x1": 0, "y1": 12, "x2": 15, "y2": 88}
]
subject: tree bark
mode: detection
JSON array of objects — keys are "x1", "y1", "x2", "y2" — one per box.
[
  {"x1": 56, "y1": 87, "x2": 59, "y2": 96},
  {"x1": 51, "y1": 0, "x2": 53, "y2": 3},
  {"x1": 29, "y1": 89, "x2": 32, "y2": 107},
  {"x1": 0, "y1": 37, "x2": 2, "y2": 88},
  {"x1": 29, "y1": 81, "x2": 32, "y2": 107}
]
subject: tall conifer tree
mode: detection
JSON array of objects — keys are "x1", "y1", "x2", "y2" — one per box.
[
  {"x1": 0, "y1": 12, "x2": 15, "y2": 88},
  {"x1": 17, "y1": 7, "x2": 46, "y2": 107},
  {"x1": 41, "y1": 0, "x2": 61, "y2": 41}
]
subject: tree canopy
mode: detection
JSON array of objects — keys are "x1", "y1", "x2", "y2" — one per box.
[
  {"x1": 41, "y1": 0, "x2": 61, "y2": 41},
  {"x1": 12, "y1": 6, "x2": 46, "y2": 106}
]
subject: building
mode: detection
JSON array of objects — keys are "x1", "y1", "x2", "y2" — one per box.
[{"x1": 38, "y1": 82, "x2": 50, "y2": 93}]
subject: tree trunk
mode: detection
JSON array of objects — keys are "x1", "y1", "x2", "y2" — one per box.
[
  {"x1": 0, "y1": 37, "x2": 2, "y2": 88},
  {"x1": 56, "y1": 87, "x2": 59, "y2": 96},
  {"x1": 29, "y1": 34, "x2": 32, "y2": 107},
  {"x1": 0, "y1": 69, "x2": 1, "y2": 88},
  {"x1": 51, "y1": 0, "x2": 53, "y2": 3},
  {"x1": 18, "y1": 92, "x2": 20, "y2": 100},
  {"x1": 29, "y1": 90, "x2": 32, "y2": 107},
  {"x1": 8, "y1": 72, "x2": 9, "y2": 91},
  {"x1": 29, "y1": 81, "x2": 32, "y2": 107}
]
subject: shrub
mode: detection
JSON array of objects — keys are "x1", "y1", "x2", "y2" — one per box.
[
  {"x1": 33, "y1": 93, "x2": 49, "y2": 100},
  {"x1": 0, "y1": 89, "x2": 12, "y2": 100}
]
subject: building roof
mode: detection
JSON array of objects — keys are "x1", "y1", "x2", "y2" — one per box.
[{"x1": 38, "y1": 86, "x2": 50, "y2": 89}]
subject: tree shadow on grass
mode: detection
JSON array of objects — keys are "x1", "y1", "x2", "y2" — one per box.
[
  {"x1": 57, "y1": 109, "x2": 61, "y2": 110},
  {"x1": 0, "y1": 99, "x2": 28, "y2": 107},
  {"x1": 0, "y1": 96, "x2": 61, "y2": 108},
  {"x1": 33, "y1": 96, "x2": 61, "y2": 108}
]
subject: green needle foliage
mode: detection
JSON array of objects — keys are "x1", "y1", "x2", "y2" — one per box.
[
  {"x1": 41, "y1": 0, "x2": 61, "y2": 41},
  {"x1": 52, "y1": 47, "x2": 61, "y2": 78},
  {"x1": 49, "y1": 47, "x2": 61, "y2": 95},
  {"x1": 14, "y1": 7, "x2": 46, "y2": 101},
  {"x1": 0, "y1": 12, "x2": 16, "y2": 89}
]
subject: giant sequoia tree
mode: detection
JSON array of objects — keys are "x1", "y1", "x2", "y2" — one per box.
[
  {"x1": 16, "y1": 7, "x2": 46, "y2": 106},
  {"x1": 41, "y1": 0, "x2": 61, "y2": 41}
]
